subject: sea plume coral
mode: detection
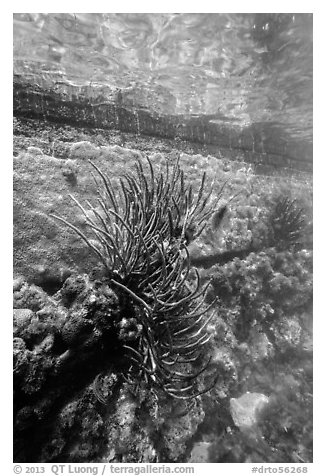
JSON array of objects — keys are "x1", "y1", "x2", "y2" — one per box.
[
  {"x1": 269, "y1": 196, "x2": 306, "y2": 250},
  {"x1": 51, "y1": 156, "x2": 222, "y2": 399}
]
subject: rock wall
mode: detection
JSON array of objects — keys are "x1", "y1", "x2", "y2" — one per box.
[{"x1": 13, "y1": 75, "x2": 312, "y2": 172}]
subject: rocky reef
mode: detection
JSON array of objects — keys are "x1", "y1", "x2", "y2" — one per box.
[
  {"x1": 13, "y1": 75, "x2": 312, "y2": 172},
  {"x1": 13, "y1": 130, "x2": 313, "y2": 463}
]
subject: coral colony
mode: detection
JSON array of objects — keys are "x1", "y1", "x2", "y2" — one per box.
[
  {"x1": 14, "y1": 147, "x2": 312, "y2": 463},
  {"x1": 269, "y1": 196, "x2": 306, "y2": 250},
  {"x1": 51, "y1": 157, "x2": 223, "y2": 399}
]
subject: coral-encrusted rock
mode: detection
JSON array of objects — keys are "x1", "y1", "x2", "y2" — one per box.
[
  {"x1": 13, "y1": 147, "x2": 157, "y2": 282},
  {"x1": 107, "y1": 389, "x2": 138, "y2": 454},
  {"x1": 69, "y1": 141, "x2": 100, "y2": 160},
  {"x1": 13, "y1": 334, "x2": 57, "y2": 395},
  {"x1": 57, "y1": 274, "x2": 89, "y2": 307},
  {"x1": 189, "y1": 441, "x2": 211, "y2": 463},
  {"x1": 38, "y1": 388, "x2": 107, "y2": 462},
  {"x1": 161, "y1": 398, "x2": 205, "y2": 461},
  {"x1": 13, "y1": 337, "x2": 29, "y2": 377},
  {"x1": 271, "y1": 317, "x2": 303, "y2": 353},
  {"x1": 13, "y1": 275, "x2": 123, "y2": 462},
  {"x1": 13, "y1": 309, "x2": 35, "y2": 335},
  {"x1": 61, "y1": 158, "x2": 79, "y2": 186},
  {"x1": 116, "y1": 316, "x2": 143, "y2": 342},
  {"x1": 27, "y1": 146, "x2": 43, "y2": 156},
  {"x1": 100, "y1": 384, "x2": 158, "y2": 463},
  {"x1": 61, "y1": 311, "x2": 94, "y2": 347},
  {"x1": 57, "y1": 275, "x2": 121, "y2": 349},
  {"x1": 210, "y1": 347, "x2": 238, "y2": 396},
  {"x1": 13, "y1": 278, "x2": 52, "y2": 312},
  {"x1": 249, "y1": 329, "x2": 275, "y2": 361},
  {"x1": 230, "y1": 392, "x2": 269, "y2": 429}
]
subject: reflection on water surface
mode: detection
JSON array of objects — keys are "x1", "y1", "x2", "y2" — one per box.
[{"x1": 13, "y1": 13, "x2": 312, "y2": 151}]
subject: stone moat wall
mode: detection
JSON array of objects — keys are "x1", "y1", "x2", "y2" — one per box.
[{"x1": 13, "y1": 75, "x2": 312, "y2": 173}]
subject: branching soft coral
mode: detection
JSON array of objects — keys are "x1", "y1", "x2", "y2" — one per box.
[
  {"x1": 269, "y1": 196, "x2": 306, "y2": 250},
  {"x1": 51, "y1": 156, "x2": 223, "y2": 399}
]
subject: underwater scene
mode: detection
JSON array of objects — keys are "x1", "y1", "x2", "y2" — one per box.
[{"x1": 13, "y1": 13, "x2": 313, "y2": 464}]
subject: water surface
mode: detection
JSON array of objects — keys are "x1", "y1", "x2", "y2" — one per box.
[{"x1": 13, "y1": 13, "x2": 313, "y2": 159}]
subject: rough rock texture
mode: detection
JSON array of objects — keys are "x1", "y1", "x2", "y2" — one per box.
[
  {"x1": 13, "y1": 135, "x2": 313, "y2": 463},
  {"x1": 13, "y1": 76, "x2": 312, "y2": 171},
  {"x1": 13, "y1": 275, "x2": 123, "y2": 462},
  {"x1": 230, "y1": 392, "x2": 269, "y2": 429},
  {"x1": 13, "y1": 275, "x2": 210, "y2": 463},
  {"x1": 13, "y1": 138, "x2": 313, "y2": 287},
  {"x1": 13, "y1": 144, "x2": 143, "y2": 284}
]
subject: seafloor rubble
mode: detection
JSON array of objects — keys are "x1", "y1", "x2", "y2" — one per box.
[{"x1": 13, "y1": 120, "x2": 312, "y2": 463}]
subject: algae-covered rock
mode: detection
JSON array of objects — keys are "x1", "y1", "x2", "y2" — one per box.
[
  {"x1": 13, "y1": 309, "x2": 35, "y2": 334},
  {"x1": 230, "y1": 392, "x2": 269, "y2": 429},
  {"x1": 69, "y1": 141, "x2": 100, "y2": 160},
  {"x1": 189, "y1": 441, "x2": 211, "y2": 463},
  {"x1": 27, "y1": 146, "x2": 44, "y2": 156},
  {"x1": 249, "y1": 330, "x2": 275, "y2": 361},
  {"x1": 13, "y1": 152, "x2": 100, "y2": 281},
  {"x1": 13, "y1": 278, "x2": 53, "y2": 312},
  {"x1": 38, "y1": 387, "x2": 107, "y2": 462},
  {"x1": 14, "y1": 271, "x2": 207, "y2": 463},
  {"x1": 13, "y1": 275, "x2": 123, "y2": 462},
  {"x1": 61, "y1": 158, "x2": 79, "y2": 186},
  {"x1": 14, "y1": 146, "x2": 171, "y2": 283},
  {"x1": 271, "y1": 317, "x2": 303, "y2": 353},
  {"x1": 160, "y1": 398, "x2": 205, "y2": 461},
  {"x1": 13, "y1": 130, "x2": 313, "y2": 463}
]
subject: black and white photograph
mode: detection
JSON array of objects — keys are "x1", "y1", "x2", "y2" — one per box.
[{"x1": 12, "y1": 10, "x2": 313, "y2": 466}]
